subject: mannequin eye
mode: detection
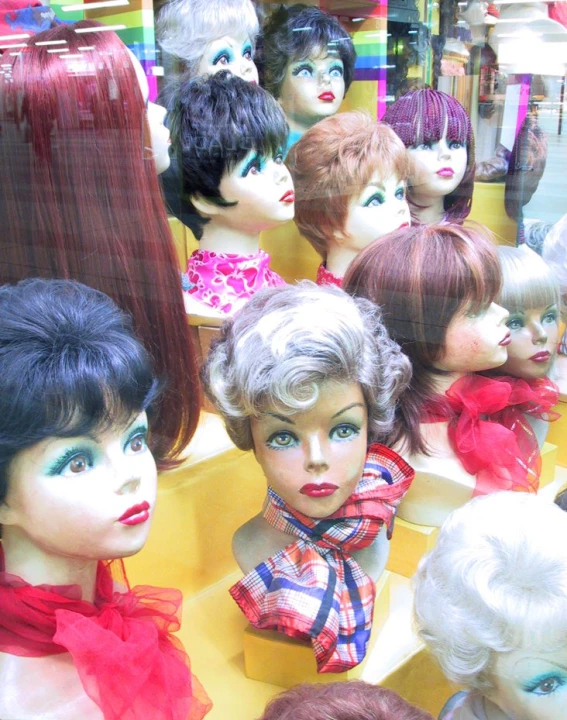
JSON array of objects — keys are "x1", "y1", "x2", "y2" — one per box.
[
  {"x1": 274, "y1": 153, "x2": 284, "y2": 165},
  {"x1": 292, "y1": 63, "x2": 314, "y2": 78},
  {"x1": 124, "y1": 426, "x2": 149, "y2": 455},
  {"x1": 328, "y1": 64, "x2": 344, "y2": 78},
  {"x1": 363, "y1": 192, "x2": 385, "y2": 207},
  {"x1": 240, "y1": 153, "x2": 265, "y2": 177},
  {"x1": 330, "y1": 424, "x2": 360, "y2": 441},
  {"x1": 543, "y1": 309, "x2": 558, "y2": 324},
  {"x1": 449, "y1": 140, "x2": 465, "y2": 150},
  {"x1": 242, "y1": 44, "x2": 253, "y2": 60},
  {"x1": 413, "y1": 141, "x2": 434, "y2": 150},
  {"x1": 212, "y1": 50, "x2": 232, "y2": 67},
  {"x1": 266, "y1": 431, "x2": 297, "y2": 450},
  {"x1": 506, "y1": 317, "x2": 524, "y2": 331},
  {"x1": 524, "y1": 674, "x2": 565, "y2": 696},
  {"x1": 395, "y1": 186, "x2": 406, "y2": 200},
  {"x1": 47, "y1": 447, "x2": 94, "y2": 477}
]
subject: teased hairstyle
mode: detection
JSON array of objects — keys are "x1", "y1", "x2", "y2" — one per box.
[
  {"x1": 156, "y1": 0, "x2": 259, "y2": 70},
  {"x1": 165, "y1": 71, "x2": 289, "y2": 239},
  {"x1": 201, "y1": 281, "x2": 411, "y2": 450},
  {"x1": 258, "y1": 681, "x2": 433, "y2": 720},
  {"x1": 383, "y1": 89, "x2": 475, "y2": 224},
  {"x1": 497, "y1": 245, "x2": 560, "y2": 314},
  {"x1": 0, "y1": 279, "x2": 159, "y2": 503},
  {"x1": 343, "y1": 224, "x2": 501, "y2": 454},
  {"x1": 0, "y1": 21, "x2": 200, "y2": 466},
  {"x1": 286, "y1": 112, "x2": 409, "y2": 260},
  {"x1": 263, "y1": 4, "x2": 356, "y2": 99},
  {"x1": 414, "y1": 492, "x2": 567, "y2": 691}
]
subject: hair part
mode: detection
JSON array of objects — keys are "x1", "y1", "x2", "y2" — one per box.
[
  {"x1": 0, "y1": 279, "x2": 160, "y2": 503},
  {"x1": 258, "y1": 680, "x2": 434, "y2": 720},
  {"x1": 383, "y1": 89, "x2": 475, "y2": 224},
  {"x1": 165, "y1": 71, "x2": 289, "y2": 239},
  {"x1": 497, "y1": 245, "x2": 560, "y2": 313},
  {"x1": 201, "y1": 281, "x2": 411, "y2": 450},
  {"x1": 263, "y1": 4, "x2": 356, "y2": 99},
  {"x1": 413, "y1": 492, "x2": 567, "y2": 691},
  {"x1": 287, "y1": 112, "x2": 409, "y2": 260},
  {"x1": 343, "y1": 224, "x2": 501, "y2": 454}
]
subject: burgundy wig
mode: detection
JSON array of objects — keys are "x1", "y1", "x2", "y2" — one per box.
[
  {"x1": 343, "y1": 224, "x2": 502, "y2": 455},
  {"x1": 0, "y1": 21, "x2": 200, "y2": 467},
  {"x1": 383, "y1": 88, "x2": 475, "y2": 225}
]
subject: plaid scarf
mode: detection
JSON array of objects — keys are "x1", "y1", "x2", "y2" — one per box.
[{"x1": 229, "y1": 444, "x2": 414, "y2": 673}]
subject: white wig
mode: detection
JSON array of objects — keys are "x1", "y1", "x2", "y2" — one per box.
[
  {"x1": 201, "y1": 281, "x2": 411, "y2": 451},
  {"x1": 156, "y1": 0, "x2": 259, "y2": 70},
  {"x1": 542, "y1": 213, "x2": 567, "y2": 319},
  {"x1": 413, "y1": 492, "x2": 567, "y2": 691},
  {"x1": 497, "y1": 244, "x2": 560, "y2": 313}
]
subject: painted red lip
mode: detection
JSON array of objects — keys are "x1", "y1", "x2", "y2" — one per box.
[
  {"x1": 437, "y1": 167, "x2": 454, "y2": 178},
  {"x1": 118, "y1": 501, "x2": 150, "y2": 526},
  {"x1": 530, "y1": 351, "x2": 551, "y2": 362},
  {"x1": 318, "y1": 91, "x2": 335, "y2": 102},
  {"x1": 280, "y1": 190, "x2": 295, "y2": 203},
  {"x1": 300, "y1": 483, "x2": 338, "y2": 497},
  {"x1": 499, "y1": 332, "x2": 512, "y2": 346},
  {"x1": 398, "y1": 222, "x2": 410, "y2": 229}
]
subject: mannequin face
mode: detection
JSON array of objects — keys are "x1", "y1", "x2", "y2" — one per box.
[
  {"x1": 251, "y1": 381, "x2": 368, "y2": 518},
  {"x1": 499, "y1": 304, "x2": 560, "y2": 380},
  {"x1": 0, "y1": 412, "x2": 157, "y2": 562},
  {"x1": 407, "y1": 123, "x2": 467, "y2": 201},
  {"x1": 435, "y1": 301, "x2": 510, "y2": 373},
  {"x1": 130, "y1": 50, "x2": 171, "y2": 175},
  {"x1": 487, "y1": 646, "x2": 567, "y2": 720},
  {"x1": 279, "y1": 50, "x2": 345, "y2": 130},
  {"x1": 197, "y1": 31, "x2": 259, "y2": 83},
  {"x1": 338, "y1": 171, "x2": 410, "y2": 251},
  {"x1": 202, "y1": 150, "x2": 295, "y2": 233}
]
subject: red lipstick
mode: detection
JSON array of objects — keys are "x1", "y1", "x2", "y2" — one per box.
[
  {"x1": 118, "y1": 501, "x2": 150, "y2": 526},
  {"x1": 499, "y1": 332, "x2": 512, "y2": 347},
  {"x1": 318, "y1": 91, "x2": 335, "y2": 102},
  {"x1": 300, "y1": 483, "x2": 338, "y2": 498},
  {"x1": 280, "y1": 189, "x2": 295, "y2": 203},
  {"x1": 437, "y1": 167, "x2": 455, "y2": 178},
  {"x1": 398, "y1": 222, "x2": 410, "y2": 229},
  {"x1": 529, "y1": 351, "x2": 551, "y2": 362}
]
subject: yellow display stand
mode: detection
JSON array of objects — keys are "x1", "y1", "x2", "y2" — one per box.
[
  {"x1": 547, "y1": 400, "x2": 567, "y2": 468},
  {"x1": 260, "y1": 220, "x2": 320, "y2": 284},
  {"x1": 468, "y1": 182, "x2": 517, "y2": 244},
  {"x1": 243, "y1": 571, "x2": 391, "y2": 688},
  {"x1": 386, "y1": 518, "x2": 439, "y2": 579}
]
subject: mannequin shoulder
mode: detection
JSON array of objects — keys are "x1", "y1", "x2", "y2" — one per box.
[{"x1": 232, "y1": 514, "x2": 294, "y2": 574}]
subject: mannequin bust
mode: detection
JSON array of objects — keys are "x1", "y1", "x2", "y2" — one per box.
[
  {"x1": 0, "y1": 20, "x2": 201, "y2": 466},
  {"x1": 414, "y1": 491, "x2": 567, "y2": 720},
  {"x1": 0, "y1": 279, "x2": 210, "y2": 720},
  {"x1": 344, "y1": 225, "x2": 549, "y2": 527},
  {"x1": 263, "y1": 4, "x2": 356, "y2": 153},
  {"x1": 383, "y1": 88, "x2": 475, "y2": 226},
  {"x1": 286, "y1": 112, "x2": 410, "y2": 286},
  {"x1": 202, "y1": 282, "x2": 414, "y2": 672},
  {"x1": 164, "y1": 71, "x2": 293, "y2": 319}
]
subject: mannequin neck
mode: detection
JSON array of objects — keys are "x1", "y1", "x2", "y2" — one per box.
[
  {"x1": 482, "y1": 696, "x2": 512, "y2": 720},
  {"x1": 1, "y1": 529, "x2": 98, "y2": 603},
  {"x1": 409, "y1": 193, "x2": 445, "y2": 225},
  {"x1": 426, "y1": 369, "x2": 466, "y2": 395},
  {"x1": 283, "y1": 114, "x2": 316, "y2": 138},
  {"x1": 199, "y1": 220, "x2": 261, "y2": 256},
  {"x1": 325, "y1": 244, "x2": 359, "y2": 279}
]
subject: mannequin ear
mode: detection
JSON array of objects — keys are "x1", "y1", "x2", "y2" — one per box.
[
  {"x1": 190, "y1": 194, "x2": 224, "y2": 219},
  {"x1": 0, "y1": 501, "x2": 16, "y2": 526}
]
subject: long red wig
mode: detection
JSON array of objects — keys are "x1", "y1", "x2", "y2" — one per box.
[{"x1": 0, "y1": 20, "x2": 200, "y2": 467}]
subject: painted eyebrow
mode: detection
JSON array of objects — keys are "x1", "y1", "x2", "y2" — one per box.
[{"x1": 265, "y1": 402, "x2": 364, "y2": 425}]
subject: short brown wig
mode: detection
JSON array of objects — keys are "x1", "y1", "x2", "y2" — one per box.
[
  {"x1": 258, "y1": 681, "x2": 433, "y2": 720},
  {"x1": 286, "y1": 112, "x2": 409, "y2": 260}
]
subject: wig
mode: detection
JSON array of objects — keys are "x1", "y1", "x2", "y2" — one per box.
[
  {"x1": 0, "y1": 278, "x2": 159, "y2": 503},
  {"x1": 343, "y1": 224, "x2": 501, "y2": 454},
  {"x1": 383, "y1": 88, "x2": 475, "y2": 224},
  {"x1": 497, "y1": 245, "x2": 560, "y2": 314},
  {"x1": 258, "y1": 680, "x2": 433, "y2": 720},
  {"x1": 0, "y1": 21, "x2": 201, "y2": 466},
  {"x1": 414, "y1": 491, "x2": 567, "y2": 690},
  {"x1": 156, "y1": 0, "x2": 259, "y2": 70},
  {"x1": 286, "y1": 112, "x2": 409, "y2": 260},
  {"x1": 542, "y1": 213, "x2": 567, "y2": 322},
  {"x1": 164, "y1": 71, "x2": 289, "y2": 239},
  {"x1": 263, "y1": 4, "x2": 356, "y2": 99},
  {"x1": 201, "y1": 281, "x2": 411, "y2": 451}
]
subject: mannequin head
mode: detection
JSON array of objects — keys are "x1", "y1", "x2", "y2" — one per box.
[
  {"x1": 287, "y1": 112, "x2": 410, "y2": 277},
  {"x1": 344, "y1": 224, "x2": 507, "y2": 454},
  {"x1": 541, "y1": 214, "x2": 567, "y2": 328},
  {"x1": 0, "y1": 279, "x2": 159, "y2": 562},
  {"x1": 167, "y1": 71, "x2": 292, "y2": 241},
  {"x1": 414, "y1": 491, "x2": 567, "y2": 720},
  {"x1": 259, "y1": 681, "x2": 433, "y2": 720},
  {"x1": 202, "y1": 282, "x2": 410, "y2": 514},
  {"x1": 156, "y1": 0, "x2": 259, "y2": 82},
  {"x1": 495, "y1": 246, "x2": 560, "y2": 380},
  {"x1": 263, "y1": 4, "x2": 356, "y2": 136},
  {"x1": 0, "y1": 21, "x2": 201, "y2": 464},
  {"x1": 383, "y1": 89, "x2": 475, "y2": 224}
]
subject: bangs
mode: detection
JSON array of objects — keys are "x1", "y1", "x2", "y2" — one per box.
[
  {"x1": 289, "y1": 20, "x2": 350, "y2": 64},
  {"x1": 498, "y1": 248, "x2": 561, "y2": 313},
  {"x1": 451, "y1": 235, "x2": 502, "y2": 314}
]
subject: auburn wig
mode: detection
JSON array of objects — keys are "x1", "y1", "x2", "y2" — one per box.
[{"x1": 0, "y1": 21, "x2": 200, "y2": 467}]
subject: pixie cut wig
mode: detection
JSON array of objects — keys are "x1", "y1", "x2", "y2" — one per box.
[
  {"x1": 263, "y1": 4, "x2": 356, "y2": 99},
  {"x1": 201, "y1": 281, "x2": 411, "y2": 451},
  {"x1": 414, "y1": 491, "x2": 567, "y2": 690},
  {"x1": 0, "y1": 279, "x2": 159, "y2": 503}
]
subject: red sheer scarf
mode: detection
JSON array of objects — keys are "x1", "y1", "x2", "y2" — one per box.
[
  {"x1": 0, "y1": 549, "x2": 211, "y2": 720},
  {"x1": 421, "y1": 374, "x2": 559, "y2": 495}
]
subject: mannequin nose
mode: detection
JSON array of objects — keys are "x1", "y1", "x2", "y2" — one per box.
[
  {"x1": 492, "y1": 302, "x2": 509, "y2": 325},
  {"x1": 531, "y1": 320, "x2": 548, "y2": 344},
  {"x1": 438, "y1": 139, "x2": 451, "y2": 159},
  {"x1": 304, "y1": 436, "x2": 329, "y2": 475},
  {"x1": 115, "y1": 474, "x2": 141, "y2": 496},
  {"x1": 273, "y1": 161, "x2": 289, "y2": 184}
]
